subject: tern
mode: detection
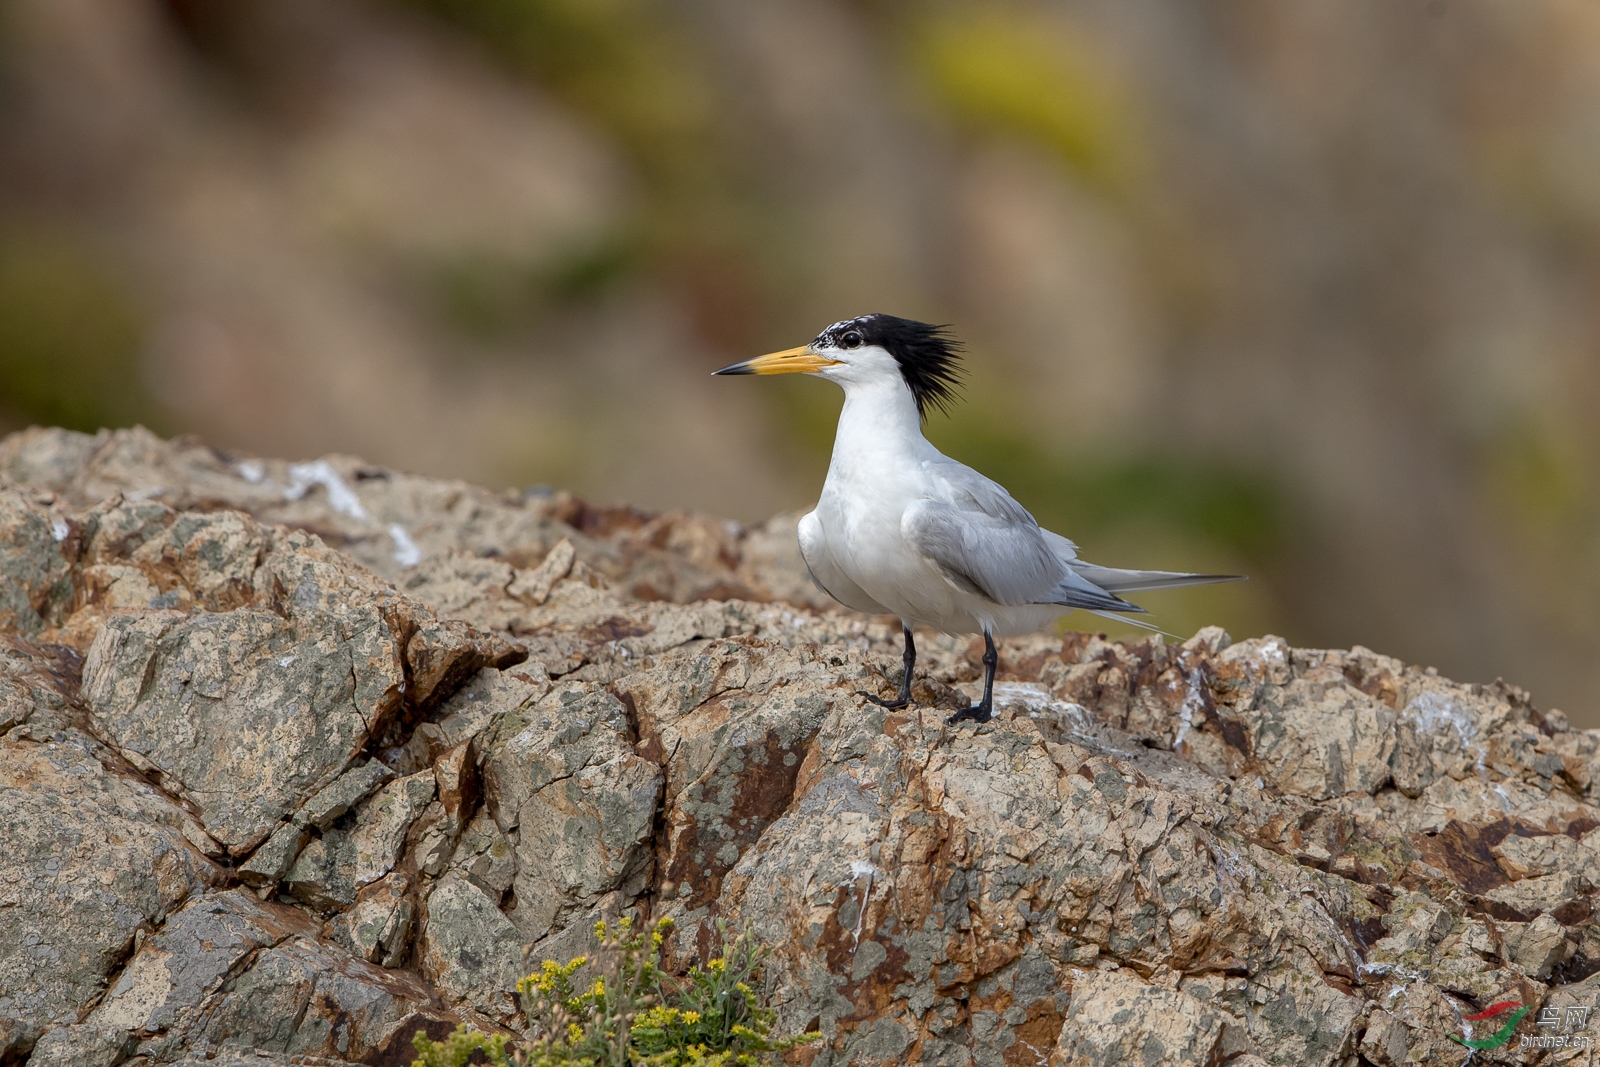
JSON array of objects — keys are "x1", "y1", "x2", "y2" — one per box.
[{"x1": 714, "y1": 314, "x2": 1242, "y2": 725}]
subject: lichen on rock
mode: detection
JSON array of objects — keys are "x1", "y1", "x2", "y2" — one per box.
[{"x1": 2, "y1": 427, "x2": 1599, "y2": 1066}]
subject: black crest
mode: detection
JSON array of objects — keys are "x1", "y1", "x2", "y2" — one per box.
[{"x1": 817, "y1": 314, "x2": 965, "y2": 419}]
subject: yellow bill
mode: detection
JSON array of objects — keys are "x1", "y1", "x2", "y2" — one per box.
[{"x1": 712, "y1": 345, "x2": 842, "y2": 376}]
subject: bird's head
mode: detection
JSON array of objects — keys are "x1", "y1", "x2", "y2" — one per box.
[{"x1": 713, "y1": 314, "x2": 965, "y2": 419}]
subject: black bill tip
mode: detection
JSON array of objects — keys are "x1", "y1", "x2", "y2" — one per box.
[{"x1": 711, "y1": 361, "x2": 755, "y2": 375}]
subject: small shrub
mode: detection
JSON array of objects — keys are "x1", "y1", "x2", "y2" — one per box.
[
  {"x1": 413, "y1": 917, "x2": 819, "y2": 1067},
  {"x1": 411, "y1": 1025, "x2": 512, "y2": 1067}
]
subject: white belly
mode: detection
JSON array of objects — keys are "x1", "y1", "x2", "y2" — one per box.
[
  {"x1": 796, "y1": 510, "x2": 890, "y2": 617},
  {"x1": 808, "y1": 490, "x2": 1066, "y2": 638},
  {"x1": 805, "y1": 391, "x2": 1073, "y2": 638}
]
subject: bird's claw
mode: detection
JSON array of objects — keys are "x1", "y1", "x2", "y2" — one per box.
[
  {"x1": 946, "y1": 705, "x2": 993, "y2": 726},
  {"x1": 857, "y1": 689, "x2": 911, "y2": 710}
]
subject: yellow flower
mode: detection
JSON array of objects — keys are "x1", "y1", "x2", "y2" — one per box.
[
  {"x1": 682, "y1": 1010, "x2": 701, "y2": 1025},
  {"x1": 707, "y1": 958, "x2": 727, "y2": 974}
]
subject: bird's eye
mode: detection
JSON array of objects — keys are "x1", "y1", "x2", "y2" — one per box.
[{"x1": 841, "y1": 331, "x2": 863, "y2": 349}]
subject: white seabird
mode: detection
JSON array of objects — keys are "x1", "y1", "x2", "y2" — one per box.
[{"x1": 713, "y1": 314, "x2": 1242, "y2": 725}]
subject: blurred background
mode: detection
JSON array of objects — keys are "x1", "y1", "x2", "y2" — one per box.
[{"x1": 1, "y1": 0, "x2": 1598, "y2": 724}]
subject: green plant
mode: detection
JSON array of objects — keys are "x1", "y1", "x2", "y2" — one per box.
[
  {"x1": 412, "y1": 917, "x2": 819, "y2": 1067},
  {"x1": 411, "y1": 1025, "x2": 512, "y2": 1067}
]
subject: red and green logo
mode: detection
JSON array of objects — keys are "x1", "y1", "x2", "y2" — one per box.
[{"x1": 1450, "y1": 1001, "x2": 1529, "y2": 1051}]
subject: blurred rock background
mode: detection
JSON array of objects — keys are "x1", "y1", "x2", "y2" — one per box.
[{"x1": 0, "y1": 0, "x2": 1596, "y2": 724}]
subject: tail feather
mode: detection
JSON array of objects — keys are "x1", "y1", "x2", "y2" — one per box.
[
  {"x1": 1044, "y1": 567, "x2": 1147, "y2": 614},
  {"x1": 1068, "y1": 564, "x2": 1246, "y2": 594},
  {"x1": 1084, "y1": 609, "x2": 1180, "y2": 641}
]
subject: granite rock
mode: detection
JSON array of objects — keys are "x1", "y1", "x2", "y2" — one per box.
[
  {"x1": 85, "y1": 890, "x2": 445, "y2": 1064},
  {"x1": 0, "y1": 723, "x2": 219, "y2": 1058},
  {"x1": 0, "y1": 426, "x2": 824, "y2": 605},
  {"x1": 4, "y1": 429, "x2": 1600, "y2": 1066},
  {"x1": 70, "y1": 499, "x2": 522, "y2": 854}
]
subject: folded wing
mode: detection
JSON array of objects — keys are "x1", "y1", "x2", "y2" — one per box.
[{"x1": 907, "y1": 461, "x2": 1143, "y2": 613}]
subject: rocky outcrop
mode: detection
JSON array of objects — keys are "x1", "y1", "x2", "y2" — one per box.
[
  {"x1": 2, "y1": 426, "x2": 1599, "y2": 1066},
  {"x1": 0, "y1": 425, "x2": 822, "y2": 607}
]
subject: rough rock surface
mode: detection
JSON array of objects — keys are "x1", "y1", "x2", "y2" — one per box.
[
  {"x1": 2, "y1": 426, "x2": 1599, "y2": 1066},
  {"x1": 0, "y1": 426, "x2": 823, "y2": 607}
]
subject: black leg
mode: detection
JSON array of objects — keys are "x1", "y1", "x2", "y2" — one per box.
[
  {"x1": 947, "y1": 631, "x2": 997, "y2": 725},
  {"x1": 859, "y1": 624, "x2": 916, "y2": 709}
]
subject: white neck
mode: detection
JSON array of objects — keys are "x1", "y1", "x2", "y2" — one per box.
[{"x1": 825, "y1": 376, "x2": 934, "y2": 487}]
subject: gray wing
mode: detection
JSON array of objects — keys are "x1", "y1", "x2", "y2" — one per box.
[{"x1": 906, "y1": 460, "x2": 1140, "y2": 612}]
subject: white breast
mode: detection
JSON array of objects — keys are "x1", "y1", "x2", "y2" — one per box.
[
  {"x1": 814, "y1": 449, "x2": 966, "y2": 627},
  {"x1": 800, "y1": 364, "x2": 1074, "y2": 637},
  {"x1": 797, "y1": 510, "x2": 890, "y2": 616}
]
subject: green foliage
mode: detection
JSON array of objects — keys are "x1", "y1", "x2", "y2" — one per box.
[
  {"x1": 0, "y1": 226, "x2": 155, "y2": 433},
  {"x1": 412, "y1": 917, "x2": 819, "y2": 1067},
  {"x1": 907, "y1": 7, "x2": 1140, "y2": 194},
  {"x1": 394, "y1": 0, "x2": 715, "y2": 193},
  {"x1": 1483, "y1": 416, "x2": 1590, "y2": 529},
  {"x1": 626, "y1": 938, "x2": 797, "y2": 1067},
  {"x1": 411, "y1": 1025, "x2": 513, "y2": 1067},
  {"x1": 391, "y1": 0, "x2": 758, "y2": 338},
  {"x1": 428, "y1": 236, "x2": 638, "y2": 341}
]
